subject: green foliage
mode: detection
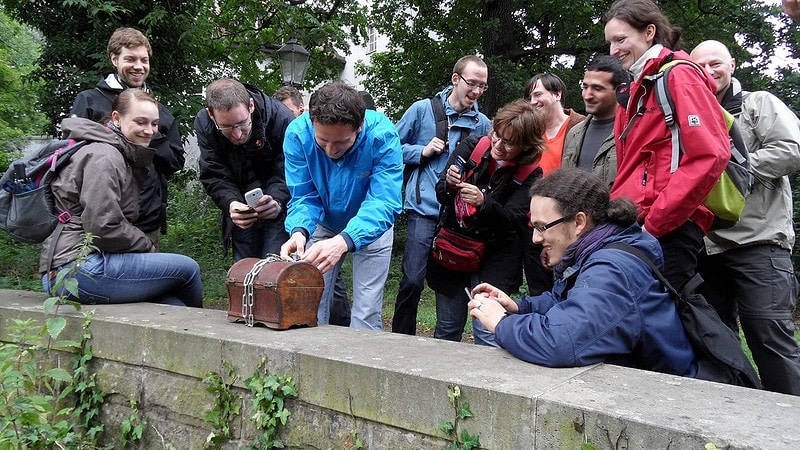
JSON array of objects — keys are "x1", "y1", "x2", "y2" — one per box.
[
  {"x1": 202, "y1": 361, "x2": 242, "y2": 449},
  {"x1": 344, "y1": 428, "x2": 364, "y2": 449},
  {"x1": 70, "y1": 315, "x2": 105, "y2": 443},
  {"x1": 120, "y1": 397, "x2": 145, "y2": 447},
  {"x1": 0, "y1": 234, "x2": 106, "y2": 449},
  {"x1": 362, "y1": 0, "x2": 784, "y2": 119},
  {"x1": 0, "y1": 0, "x2": 368, "y2": 138},
  {"x1": 243, "y1": 358, "x2": 298, "y2": 450},
  {"x1": 160, "y1": 174, "x2": 229, "y2": 304},
  {"x1": 439, "y1": 384, "x2": 480, "y2": 450},
  {"x1": 0, "y1": 7, "x2": 48, "y2": 154}
]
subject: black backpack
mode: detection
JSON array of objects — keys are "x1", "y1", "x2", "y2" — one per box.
[
  {"x1": 0, "y1": 138, "x2": 87, "y2": 243},
  {"x1": 604, "y1": 242, "x2": 763, "y2": 389}
]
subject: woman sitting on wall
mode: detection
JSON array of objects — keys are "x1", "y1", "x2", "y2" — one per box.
[
  {"x1": 40, "y1": 89, "x2": 203, "y2": 307},
  {"x1": 469, "y1": 168, "x2": 696, "y2": 376}
]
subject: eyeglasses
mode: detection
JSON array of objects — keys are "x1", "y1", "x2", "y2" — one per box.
[
  {"x1": 213, "y1": 116, "x2": 252, "y2": 134},
  {"x1": 458, "y1": 74, "x2": 489, "y2": 92},
  {"x1": 490, "y1": 131, "x2": 515, "y2": 152},
  {"x1": 532, "y1": 215, "x2": 572, "y2": 234}
]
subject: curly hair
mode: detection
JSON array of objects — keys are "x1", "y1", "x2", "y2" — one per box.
[{"x1": 530, "y1": 168, "x2": 638, "y2": 227}]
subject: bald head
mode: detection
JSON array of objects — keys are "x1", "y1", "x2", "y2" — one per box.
[{"x1": 690, "y1": 40, "x2": 736, "y2": 102}]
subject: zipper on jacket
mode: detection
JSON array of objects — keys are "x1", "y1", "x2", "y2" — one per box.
[{"x1": 642, "y1": 166, "x2": 648, "y2": 186}]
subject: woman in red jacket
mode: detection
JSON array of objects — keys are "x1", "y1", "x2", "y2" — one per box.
[{"x1": 603, "y1": 0, "x2": 729, "y2": 290}]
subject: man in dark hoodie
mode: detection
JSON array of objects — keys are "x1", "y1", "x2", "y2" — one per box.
[
  {"x1": 69, "y1": 27, "x2": 184, "y2": 248},
  {"x1": 195, "y1": 78, "x2": 294, "y2": 260}
]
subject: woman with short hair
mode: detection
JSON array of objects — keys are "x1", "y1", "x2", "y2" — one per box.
[{"x1": 427, "y1": 99, "x2": 544, "y2": 345}]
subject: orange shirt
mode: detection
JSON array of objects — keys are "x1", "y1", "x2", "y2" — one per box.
[{"x1": 539, "y1": 119, "x2": 570, "y2": 175}]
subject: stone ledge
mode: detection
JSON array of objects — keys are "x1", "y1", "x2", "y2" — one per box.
[{"x1": 1, "y1": 289, "x2": 798, "y2": 449}]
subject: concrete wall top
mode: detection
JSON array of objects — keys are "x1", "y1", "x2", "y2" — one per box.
[{"x1": 1, "y1": 289, "x2": 798, "y2": 449}]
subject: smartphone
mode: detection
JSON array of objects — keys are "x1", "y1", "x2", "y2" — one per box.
[
  {"x1": 244, "y1": 187, "x2": 263, "y2": 209},
  {"x1": 455, "y1": 156, "x2": 467, "y2": 181}
]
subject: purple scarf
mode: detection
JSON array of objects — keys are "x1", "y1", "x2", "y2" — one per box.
[{"x1": 554, "y1": 222, "x2": 624, "y2": 279}]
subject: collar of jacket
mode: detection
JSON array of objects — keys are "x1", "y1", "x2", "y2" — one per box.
[
  {"x1": 629, "y1": 44, "x2": 665, "y2": 81},
  {"x1": 720, "y1": 77, "x2": 743, "y2": 117},
  {"x1": 437, "y1": 86, "x2": 483, "y2": 122}
]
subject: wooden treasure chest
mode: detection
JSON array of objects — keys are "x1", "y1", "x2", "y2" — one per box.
[{"x1": 226, "y1": 258, "x2": 324, "y2": 329}]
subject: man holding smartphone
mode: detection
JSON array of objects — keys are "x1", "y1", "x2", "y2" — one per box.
[{"x1": 195, "y1": 78, "x2": 295, "y2": 261}]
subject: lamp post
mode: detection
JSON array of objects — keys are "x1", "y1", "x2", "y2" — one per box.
[{"x1": 277, "y1": 39, "x2": 310, "y2": 88}]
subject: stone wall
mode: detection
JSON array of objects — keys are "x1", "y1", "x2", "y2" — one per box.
[{"x1": 1, "y1": 289, "x2": 798, "y2": 449}]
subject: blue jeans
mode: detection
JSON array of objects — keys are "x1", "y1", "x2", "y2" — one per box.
[
  {"x1": 232, "y1": 219, "x2": 289, "y2": 262},
  {"x1": 434, "y1": 273, "x2": 497, "y2": 346},
  {"x1": 311, "y1": 225, "x2": 393, "y2": 330},
  {"x1": 41, "y1": 252, "x2": 203, "y2": 307},
  {"x1": 392, "y1": 211, "x2": 437, "y2": 334}
]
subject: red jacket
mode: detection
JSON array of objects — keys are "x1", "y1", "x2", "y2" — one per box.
[{"x1": 610, "y1": 48, "x2": 729, "y2": 237}]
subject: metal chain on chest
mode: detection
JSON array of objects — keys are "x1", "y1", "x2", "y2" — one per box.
[{"x1": 240, "y1": 254, "x2": 284, "y2": 327}]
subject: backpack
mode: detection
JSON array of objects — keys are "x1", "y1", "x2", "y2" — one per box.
[
  {"x1": 604, "y1": 242, "x2": 763, "y2": 389},
  {"x1": 403, "y1": 97, "x2": 471, "y2": 204},
  {"x1": 0, "y1": 138, "x2": 87, "y2": 243},
  {"x1": 647, "y1": 55, "x2": 755, "y2": 230}
]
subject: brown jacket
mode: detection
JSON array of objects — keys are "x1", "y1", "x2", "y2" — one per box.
[{"x1": 39, "y1": 118, "x2": 154, "y2": 272}]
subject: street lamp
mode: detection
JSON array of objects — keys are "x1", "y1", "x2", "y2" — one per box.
[{"x1": 277, "y1": 39, "x2": 310, "y2": 88}]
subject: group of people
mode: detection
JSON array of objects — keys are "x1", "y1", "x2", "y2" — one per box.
[{"x1": 38, "y1": 0, "x2": 800, "y2": 395}]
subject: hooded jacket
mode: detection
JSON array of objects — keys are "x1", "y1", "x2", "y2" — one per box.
[
  {"x1": 39, "y1": 118, "x2": 154, "y2": 272},
  {"x1": 69, "y1": 73, "x2": 185, "y2": 234},
  {"x1": 705, "y1": 79, "x2": 800, "y2": 254},
  {"x1": 283, "y1": 109, "x2": 402, "y2": 251},
  {"x1": 395, "y1": 87, "x2": 491, "y2": 218},
  {"x1": 494, "y1": 224, "x2": 696, "y2": 377},
  {"x1": 195, "y1": 83, "x2": 294, "y2": 254},
  {"x1": 610, "y1": 48, "x2": 729, "y2": 237}
]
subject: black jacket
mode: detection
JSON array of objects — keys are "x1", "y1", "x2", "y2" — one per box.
[
  {"x1": 194, "y1": 83, "x2": 294, "y2": 254},
  {"x1": 427, "y1": 135, "x2": 542, "y2": 297},
  {"x1": 69, "y1": 73, "x2": 185, "y2": 234}
]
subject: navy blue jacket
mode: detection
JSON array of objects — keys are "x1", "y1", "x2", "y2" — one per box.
[{"x1": 495, "y1": 225, "x2": 697, "y2": 377}]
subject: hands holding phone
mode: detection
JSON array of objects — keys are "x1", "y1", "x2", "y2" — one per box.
[
  {"x1": 230, "y1": 188, "x2": 282, "y2": 229},
  {"x1": 467, "y1": 283, "x2": 518, "y2": 333}
]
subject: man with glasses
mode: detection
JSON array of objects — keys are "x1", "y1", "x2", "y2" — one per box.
[
  {"x1": 195, "y1": 78, "x2": 295, "y2": 261},
  {"x1": 562, "y1": 56, "x2": 629, "y2": 187},
  {"x1": 392, "y1": 55, "x2": 491, "y2": 335},
  {"x1": 70, "y1": 27, "x2": 185, "y2": 249}
]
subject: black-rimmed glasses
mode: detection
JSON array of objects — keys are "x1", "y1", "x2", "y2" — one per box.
[
  {"x1": 532, "y1": 215, "x2": 572, "y2": 234},
  {"x1": 458, "y1": 73, "x2": 489, "y2": 92}
]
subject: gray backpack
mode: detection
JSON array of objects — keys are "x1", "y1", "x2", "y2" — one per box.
[{"x1": 0, "y1": 138, "x2": 87, "y2": 243}]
